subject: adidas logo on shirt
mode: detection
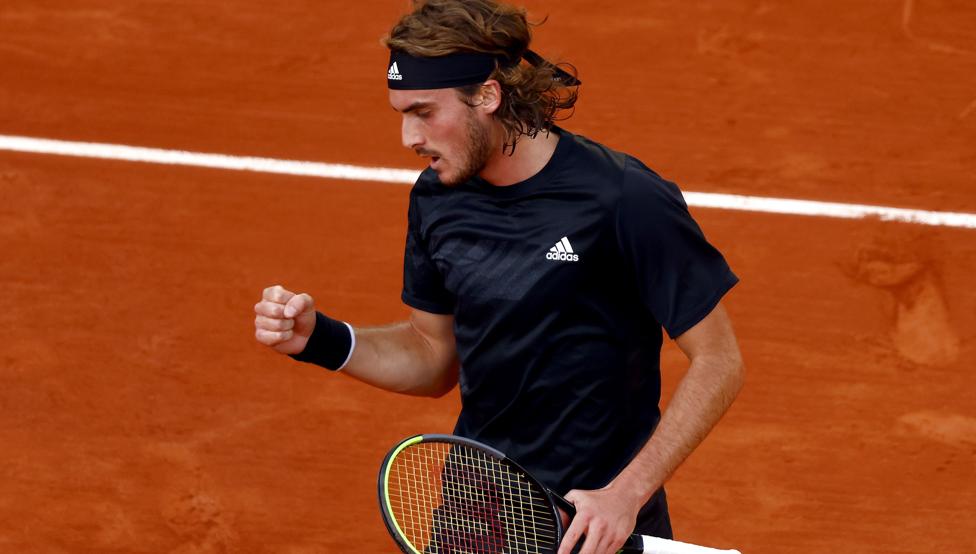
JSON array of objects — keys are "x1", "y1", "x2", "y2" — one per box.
[
  {"x1": 545, "y1": 236, "x2": 580, "y2": 262},
  {"x1": 388, "y1": 62, "x2": 403, "y2": 81}
]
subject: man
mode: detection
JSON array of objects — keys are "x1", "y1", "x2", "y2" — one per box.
[{"x1": 254, "y1": 1, "x2": 744, "y2": 553}]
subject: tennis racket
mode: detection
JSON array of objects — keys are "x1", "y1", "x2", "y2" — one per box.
[{"x1": 378, "y1": 434, "x2": 741, "y2": 554}]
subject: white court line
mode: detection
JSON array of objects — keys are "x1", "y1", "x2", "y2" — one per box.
[
  {"x1": 0, "y1": 134, "x2": 418, "y2": 184},
  {"x1": 2, "y1": 133, "x2": 975, "y2": 229}
]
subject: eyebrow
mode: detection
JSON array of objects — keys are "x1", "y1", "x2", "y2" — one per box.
[{"x1": 393, "y1": 101, "x2": 434, "y2": 114}]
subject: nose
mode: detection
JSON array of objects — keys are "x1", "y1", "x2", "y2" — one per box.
[{"x1": 401, "y1": 116, "x2": 424, "y2": 150}]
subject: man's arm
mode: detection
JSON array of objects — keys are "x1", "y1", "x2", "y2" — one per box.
[
  {"x1": 254, "y1": 285, "x2": 459, "y2": 397},
  {"x1": 557, "y1": 302, "x2": 744, "y2": 554},
  {"x1": 342, "y1": 309, "x2": 459, "y2": 397}
]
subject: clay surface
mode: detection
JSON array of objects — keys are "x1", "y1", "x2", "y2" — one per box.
[{"x1": 1, "y1": 1, "x2": 974, "y2": 552}]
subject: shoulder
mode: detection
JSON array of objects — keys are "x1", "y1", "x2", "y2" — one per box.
[
  {"x1": 609, "y1": 153, "x2": 700, "y2": 251},
  {"x1": 561, "y1": 129, "x2": 687, "y2": 214},
  {"x1": 408, "y1": 168, "x2": 463, "y2": 238},
  {"x1": 410, "y1": 168, "x2": 445, "y2": 198},
  {"x1": 407, "y1": 169, "x2": 441, "y2": 227},
  {"x1": 408, "y1": 168, "x2": 454, "y2": 214},
  {"x1": 619, "y1": 156, "x2": 688, "y2": 213},
  {"x1": 549, "y1": 130, "x2": 634, "y2": 214},
  {"x1": 560, "y1": 130, "x2": 631, "y2": 179},
  {"x1": 562, "y1": 130, "x2": 677, "y2": 191}
]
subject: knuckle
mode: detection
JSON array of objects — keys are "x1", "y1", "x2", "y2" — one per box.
[
  {"x1": 256, "y1": 329, "x2": 285, "y2": 345},
  {"x1": 263, "y1": 318, "x2": 292, "y2": 331},
  {"x1": 295, "y1": 293, "x2": 313, "y2": 310},
  {"x1": 265, "y1": 284, "x2": 288, "y2": 302}
]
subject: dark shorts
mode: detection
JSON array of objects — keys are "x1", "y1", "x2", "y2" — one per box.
[{"x1": 635, "y1": 487, "x2": 673, "y2": 539}]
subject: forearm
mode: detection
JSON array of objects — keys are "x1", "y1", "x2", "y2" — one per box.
[
  {"x1": 342, "y1": 319, "x2": 459, "y2": 397},
  {"x1": 555, "y1": 352, "x2": 743, "y2": 554},
  {"x1": 611, "y1": 353, "x2": 744, "y2": 505},
  {"x1": 257, "y1": 287, "x2": 458, "y2": 396}
]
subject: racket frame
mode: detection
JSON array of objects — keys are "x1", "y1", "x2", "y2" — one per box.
[{"x1": 377, "y1": 433, "x2": 567, "y2": 554}]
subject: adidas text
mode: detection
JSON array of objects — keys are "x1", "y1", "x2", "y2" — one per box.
[{"x1": 546, "y1": 252, "x2": 579, "y2": 262}]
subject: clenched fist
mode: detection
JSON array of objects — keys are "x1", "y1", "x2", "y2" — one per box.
[{"x1": 254, "y1": 285, "x2": 316, "y2": 355}]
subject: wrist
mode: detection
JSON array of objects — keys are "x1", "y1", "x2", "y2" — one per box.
[
  {"x1": 289, "y1": 311, "x2": 356, "y2": 371},
  {"x1": 608, "y1": 469, "x2": 656, "y2": 509}
]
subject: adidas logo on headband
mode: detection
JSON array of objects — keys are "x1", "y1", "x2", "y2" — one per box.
[{"x1": 388, "y1": 62, "x2": 403, "y2": 81}]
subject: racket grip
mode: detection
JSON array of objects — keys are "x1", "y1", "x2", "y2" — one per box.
[
  {"x1": 552, "y1": 492, "x2": 741, "y2": 554},
  {"x1": 551, "y1": 493, "x2": 577, "y2": 517}
]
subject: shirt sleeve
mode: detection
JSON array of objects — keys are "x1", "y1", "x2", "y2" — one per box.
[
  {"x1": 615, "y1": 159, "x2": 738, "y2": 338},
  {"x1": 401, "y1": 188, "x2": 455, "y2": 315}
]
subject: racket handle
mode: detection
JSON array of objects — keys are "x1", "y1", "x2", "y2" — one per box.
[
  {"x1": 622, "y1": 534, "x2": 741, "y2": 554},
  {"x1": 552, "y1": 493, "x2": 740, "y2": 554},
  {"x1": 551, "y1": 493, "x2": 577, "y2": 517}
]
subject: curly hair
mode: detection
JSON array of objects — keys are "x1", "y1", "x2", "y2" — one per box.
[{"x1": 383, "y1": 0, "x2": 580, "y2": 153}]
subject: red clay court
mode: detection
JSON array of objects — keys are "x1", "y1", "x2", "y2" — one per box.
[{"x1": 1, "y1": 1, "x2": 974, "y2": 552}]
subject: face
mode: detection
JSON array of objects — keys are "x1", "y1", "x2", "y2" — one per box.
[{"x1": 390, "y1": 87, "x2": 496, "y2": 186}]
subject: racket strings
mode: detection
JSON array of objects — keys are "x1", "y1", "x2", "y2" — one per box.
[{"x1": 386, "y1": 442, "x2": 559, "y2": 553}]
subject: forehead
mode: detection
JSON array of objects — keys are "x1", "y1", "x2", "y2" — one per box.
[{"x1": 388, "y1": 88, "x2": 462, "y2": 112}]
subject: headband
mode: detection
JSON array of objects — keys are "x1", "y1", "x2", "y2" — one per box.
[{"x1": 386, "y1": 49, "x2": 581, "y2": 90}]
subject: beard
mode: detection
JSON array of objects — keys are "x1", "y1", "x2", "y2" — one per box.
[{"x1": 439, "y1": 112, "x2": 494, "y2": 187}]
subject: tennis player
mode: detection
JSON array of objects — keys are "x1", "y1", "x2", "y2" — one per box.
[{"x1": 254, "y1": 1, "x2": 744, "y2": 553}]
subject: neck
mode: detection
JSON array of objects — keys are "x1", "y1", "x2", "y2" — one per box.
[{"x1": 478, "y1": 127, "x2": 560, "y2": 187}]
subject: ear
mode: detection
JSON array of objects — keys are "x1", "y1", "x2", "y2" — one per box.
[{"x1": 477, "y1": 80, "x2": 503, "y2": 115}]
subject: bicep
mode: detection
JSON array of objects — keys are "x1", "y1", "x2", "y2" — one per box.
[{"x1": 409, "y1": 308, "x2": 459, "y2": 378}]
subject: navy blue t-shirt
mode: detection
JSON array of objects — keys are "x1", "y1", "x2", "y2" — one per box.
[{"x1": 402, "y1": 128, "x2": 737, "y2": 534}]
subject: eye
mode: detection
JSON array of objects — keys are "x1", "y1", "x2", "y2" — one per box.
[{"x1": 417, "y1": 110, "x2": 432, "y2": 119}]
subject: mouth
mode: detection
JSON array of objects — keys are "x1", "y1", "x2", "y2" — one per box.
[{"x1": 416, "y1": 149, "x2": 443, "y2": 171}]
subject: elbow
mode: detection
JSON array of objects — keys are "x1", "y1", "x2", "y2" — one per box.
[
  {"x1": 409, "y1": 377, "x2": 456, "y2": 398},
  {"x1": 390, "y1": 379, "x2": 454, "y2": 398},
  {"x1": 424, "y1": 361, "x2": 460, "y2": 398},
  {"x1": 406, "y1": 360, "x2": 459, "y2": 398},
  {"x1": 424, "y1": 381, "x2": 457, "y2": 398}
]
